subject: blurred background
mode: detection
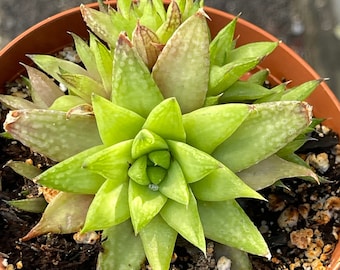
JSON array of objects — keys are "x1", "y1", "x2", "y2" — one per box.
[{"x1": 1, "y1": 0, "x2": 340, "y2": 97}]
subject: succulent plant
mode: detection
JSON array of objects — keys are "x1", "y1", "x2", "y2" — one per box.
[{"x1": 0, "y1": 0, "x2": 322, "y2": 269}]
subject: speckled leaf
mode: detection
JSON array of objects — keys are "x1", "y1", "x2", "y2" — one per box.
[
  {"x1": 92, "y1": 94, "x2": 145, "y2": 146},
  {"x1": 156, "y1": 1, "x2": 181, "y2": 43},
  {"x1": 183, "y1": 103, "x2": 250, "y2": 153},
  {"x1": 198, "y1": 200, "x2": 271, "y2": 259},
  {"x1": 237, "y1": 155, "x2": 319, "y2": 190},
  {"x1": 143, "y1": 98, "x2": 186, "y2": 142},
  {"x1": 22, "y1": 192, "x2": 93, "y2": 241},
  {"x1": 210, "y1": 16, "x2": 238, "y2": 66},
  {"x1": 159, "y1": 160, "x2": 189, "y2": 205},
  {"x1": 213, "y1": 101, "x2": 313, "y2": 172},
  {"x1": 191, "y1": 166, "x2": 264, "y2": 201},
  {"x1": 167, "y1": 140, "x2": 221, "y2": 183},
  {"x1": 97, "y1": 220, "x2": 145, "y2": 270},
  {"x1": 35, "y1": 145, "x2": 106, "y2": 193},
  {"x1": 28, "y1": 54, "x2": 88, "y2": 83},
  {"x1": 161, "y1": 189, "x2": 206, "y2": 254},
  {"x1": 112, "y1": 34, "x2": 164, "y2": 118},
  {"x1": 228, "y1": 41, "x2": 278, "y2": 62},
  {"x1": 5, "y1": 198, "x2": 47, "y2": 213},
  {"x1": 82, "y1": 180, "x2": 129, "y2": 232},
  {"x1": 140, "y1": 215, "x2": 177, "y2": 270},
  {"x1": 208, "y1": 57, "x2": 261, "y2": 96},
  {"x1": 152, "y1": 10, "x2": 210, "y2": 113},
  {"x1": 23, "y1": 64, "x2": 64, "y2": 108},
  {"x1": 0, "y1": 94, "x2": 38, "y2": 110},
  {"x1": 83, "y1": 140, "x2": 133, "y2": 181},
  {"x1": 131, "y1": 129, "x2": 168, "y2": 159},
  {"x1": 129, "y1": 180, "x2": 167, "y2": 233},
  {"x1": 4, "y1": 109, "x2": 102, "y2": 161},
  {"x1": 5, "y1": 160, "x2": 41, "y2": 180}
]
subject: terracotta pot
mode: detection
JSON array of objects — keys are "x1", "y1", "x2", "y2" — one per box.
[{"x1": 0, "y1": 1, "x2": 339, "y2": 269}]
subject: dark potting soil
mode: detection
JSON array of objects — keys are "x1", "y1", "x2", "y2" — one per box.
[{"x1": 0, "y1": 78, "x2": 339, "y2": 269}]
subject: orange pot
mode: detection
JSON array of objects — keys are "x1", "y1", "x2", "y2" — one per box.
[{"x1": 0, "y1": 1, "x2": 339, "y2": 269}]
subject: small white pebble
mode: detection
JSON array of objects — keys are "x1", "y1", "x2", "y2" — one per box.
[{"x1": 216, "y1": 256, "x2": 231, "y2": 270}]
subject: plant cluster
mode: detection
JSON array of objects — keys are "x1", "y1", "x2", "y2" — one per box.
[{"x1": 0, "y1": 0, "x2": 322, "y2": 269}]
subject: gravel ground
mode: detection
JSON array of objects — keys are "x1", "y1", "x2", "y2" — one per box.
[{"x1": 0, "y1": 0, "x2": 340, "y2": 97}]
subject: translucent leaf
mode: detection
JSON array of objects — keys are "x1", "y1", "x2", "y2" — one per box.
[
  {"x1": 82, "y1": 180, "x2": 129, "y2": 232},
  {"x1": 4, "y1": 109, "x2": 102, "y2": 161},
  {"x1": 35, "y1": 145, "x2": 106, "y2": 194},
  {"x1": 22, "y1": 192, "x2": 93, "y2": 241},
  {"x1": 0, "y1": 94, "x2": 38, "y2": 110},
  {"x1": 198, "y1": 200, "x2": 271, "y2": 259},
  {"x1": 159, "y1": 160, "x2": 189, "y2": 205},
  {"x1": 213, "y1": 101, "x2": 313, "y2": 172},
  {"x1": 129, "y1": 180, "x2": 167, "y2": 233},
  {"x1": 237, "y1": 155, "x2": 319, "y2": 190},
  {"x1": 112, "y1": 34, "x2": 164, "y2": 117},
  {"x1": 83, "y1": 140, "x2": 133, "y2": 180},
  {"x1": 128, "y1": 155, "x2": 150, "y2": 185},
  {"x1": 152, "y1": 10, "x2": 210, "y2": 113},
  {"x1": 97, "y1": 220, "x2": 145, "y2": 270},
  {"x1": 5, "y1": 160, "x2": 42, "y2": 180},
  {"x1": 143, "y1": 98, "x2": 186, "y2": 142},
  {"x1": 23, "y1": 64, "x2": 64, "y2": 108},
  {"x1": 92, "y1": 94, "x2": 145, "y2": 146},
  {"x1": 5, "y1": 197, "x2": 47, "y2": 213},
  {"x1": 140, "y1": 215, "x2": 177, "y2": 270},
  {"x1": 183, "y1": 103, "x2": 250, "y2": 153},
  {"x1": 161, "y1": 189, "x2": 206, "y2": 254},
  {"x1": 131, "y1": 129, "x2": 168, "y2": 159},
  {"x1": 191, "y1": 166, "x2": 264, "y2": 201},
  {"x1": 167, "y1": 140, "x2": 221, "y2": 183}
]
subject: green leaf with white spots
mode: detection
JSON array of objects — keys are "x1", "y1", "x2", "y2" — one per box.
[
  {"x1": 161, "y1": 189, "x2": 206, "y2": 254},
  {"x1": 143, "y1": 98, "x2": 186, "y2": 142},
  {"x1": 183, "y1": 103, "x2": 250, "y2": 153},
  {"x1": 213, "y1": 101, "x2": 313, "y2": 172},
  {"x1": 4, "y1": 109, "x2": 102, "y2": 161},
  {"x1": 198, "y1": 200, "x2": 271, "y2": 258},
  {"x1": 140, "y1": 215, "x2": 177, "y2": 270},
  {"x1": 167, "y1": 140, "x2": 221, "y2": 183},
  {"x1": 128, "y1": 180, "x2": 167, "y2": 233},
  {"x1": 82, "y1": 180, "x2": 129, "y2": 232},
  {"x1": 132, "y1": 129, "x2": 168, "y2": 159},
  {"x1": 97, "y1": 220, "x2": 145, "y2": 270},
  {"x1": 159, "y1": 160, "x2": 189, "y2": 205},
  {"x1": 92, "y1": 94, "x2": 145, "y2": 146},
  {"x1": 83, "y1": 140, "x2": 133, "y2": 181},
  {"x1": 191, "y1": 166, "x2": 264, "y2": 201},
  {"x1": 112, "y1": 34, "x2": 164, "y2": 118},
  {"x1": 237, "y1": 155, "x2": 319, "y2": 191},
  {"x1": 152, "y1": 10, "x2": 210, "y2": 113},
  {"x1": 35, "y1": 145, "x2": 106, "y2": 193}
]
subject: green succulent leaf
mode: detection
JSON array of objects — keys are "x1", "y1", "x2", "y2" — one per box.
[
  {"x1": 35, "y1": 145, "x2": 106, "y2": 193},
  {"x1": 143, "y1": 98, "x2": 186, "y2": 142},
  {"x1": 82, "y1": 180, "x2": 129, "y2": 232},
  {"x1": 147, "y1": 166, "x2": 167, "y2": 185},
  {"x1": 97, "y1": 220, "x2": 145, "y2": 270},
  {"x1": 198, "y1": 199, "x2": 271, "y2": 258},
  {"x1": 213, "y1": 101, "x2": 313, "y2": 172},
  {"x1": 0, "y1": 94, "x2": 38, "y2": 110},
  {"x1": 280, "y1": 79, "x2": 323, "y2": 101},
  {"x1": 92, "y1": 94, "x2": 145, "y2": 146},
  {"x1": 22, "y1": 192, "x2": 93, "y2": 241},
  {"x1": 112, "y1": 33, "x2": 164, "y2": 117},
  {"x1": 5, "y1": 160, "x2": 42, "y2": 180},
  {"x1": 152, "y1": 9, "x2": 210, "y2": 113},
  {"x1": 161, "y1": 189, "x2": 206, "y2": 254},
  {"x1": 183, "y1": 103, "x2": 250, "y2": 153},
  {"x1": 255, "y1": 82, "x2": 287, "y2": 103},
  {"x1": 132, "y1": 129, "x2": 168, "y2": 159},
  {"x1": 48, "y1": 95, "x2": 87, "y2": 111},
  {"x1": 237, "y1": 155, "x2": 319, "y2": 190},
  {"x1": 228, "y1": 41, "x2": 278, "y2": 62},
  {"x1": 167, "y1": 140, "x2": 221, "y2": 183},
  {"x1": 210, "y1": 15, "x2": 238, "y2": 66},
  {"x1": 140, "y1": 215, "x2": 177, "y2": 270},
  {"x1": 23, "y1": 64, "x2": 64, "y2": 108},
  {"x1": 159, "y1": 160, "x2": 190, "y2": 205},
  {"x1": 214, "y1": 243, "x2": 253, "y2": 270},
  {"x1": 208, "y1": 57, "x2": 261, "y2": 96},
  {"x1": 138, "y1": 0, "x2": 163, "y2": 32},
  {"x1": 148, "y1": 150, "x2": 171, "y2": 169},
  {"x1": 246, "y1": 68, "x2": 270, "y2": 85},
  {"x1": 4, "y1": 109, "x2": 102, "y2": 161},
  {"x1": 5, "y1": 197, "x2": 47, "y2": 214},
  {"x1": 129, "y1": 180, "x2": 167, "y2": 233},
  {"x1": 83, "y1": 140, "x2": 133, "y2": 180},
  {"x1": 128, "y1": 155, "x2": 150, "y2": 185},
  {"x1": 191, "y1": 166, "x2": 264, "y2": 201}
]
